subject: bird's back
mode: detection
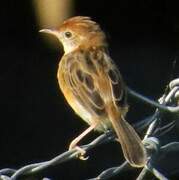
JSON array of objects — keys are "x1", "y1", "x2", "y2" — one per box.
[{"x1": 57, "y1": 47, "x2": 127, "y2": 131}]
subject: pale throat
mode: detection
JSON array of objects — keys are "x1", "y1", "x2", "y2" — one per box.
[
  {"x1": 63, "y1": 42, "x2": 80, "y2": 54},
  {"x1": 61, "y1": 35, "x2": 85, "y2": 54}
]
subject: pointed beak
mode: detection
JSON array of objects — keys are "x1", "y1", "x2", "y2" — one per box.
[{"x1": 39, "y1": 29, "x2": 59, "y2": 37}]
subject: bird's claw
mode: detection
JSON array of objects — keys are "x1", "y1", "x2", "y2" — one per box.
[
  {"x1": 75, "y1": 146, "x2": 89, "y2": 160},
  {"x1": 69, "y1": 146, "x2": 89, "y2": 160}
]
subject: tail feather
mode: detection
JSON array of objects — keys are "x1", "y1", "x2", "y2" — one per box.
[{"x1": 108, "y1": 104, "x2": 147, "y2": 167}]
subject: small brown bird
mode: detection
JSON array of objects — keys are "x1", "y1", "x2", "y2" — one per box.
[{"x1": 40, "y1": 16, "x2": 147, "y2": 167}]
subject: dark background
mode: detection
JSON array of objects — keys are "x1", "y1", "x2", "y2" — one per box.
[{"x1": 0, "y1": 0, "x2": 179, "y2": 179}]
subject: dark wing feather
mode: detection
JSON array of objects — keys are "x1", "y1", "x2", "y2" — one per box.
[
  {"x1": 107, "y1": 66, "x2": 127, "y2": 108},
  {"x1": 64, "y1": 53, "x2": 105, "y2": 116},
  {"x1": 64, "y1": 49, "x2": 126, "y2": 115}
]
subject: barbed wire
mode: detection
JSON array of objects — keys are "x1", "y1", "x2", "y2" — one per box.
[{"x1": 0, "y1": 78, "x2": 179, "y2": 180}]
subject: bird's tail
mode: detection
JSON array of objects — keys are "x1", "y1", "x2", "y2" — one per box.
[{"x1": 107, "y1": 104, "x2": 147, "y2": 167}]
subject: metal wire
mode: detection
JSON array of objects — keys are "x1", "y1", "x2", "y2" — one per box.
[{"x1": 0, "y1": 78, "x2": 179, "y2": 180}]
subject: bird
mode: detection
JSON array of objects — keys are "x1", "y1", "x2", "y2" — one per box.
[{"x1": 40, "y1": 16, "x2": 147, "y2": 167}]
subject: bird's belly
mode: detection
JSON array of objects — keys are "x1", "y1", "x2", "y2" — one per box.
[
  {"x1": 74, "y1": 99, "x2": 112, "y2": 131},
  {"x1": 58, "y1": 83, "x2": 93, "y2": 125},
  {"x1": 61, "y1": 87, "x2": 111, "y2": 131},
  {"x1": 72, "y1": 100, "x2": 93, "y2": 124}
]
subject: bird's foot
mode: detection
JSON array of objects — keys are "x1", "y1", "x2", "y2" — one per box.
[{"x1": 69, "y1": 145, "x2": 89, "y2": 160}]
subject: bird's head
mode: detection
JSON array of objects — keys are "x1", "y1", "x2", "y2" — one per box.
[{"x1": 40, "y1": 16, "x2": 107, "y2": 54}]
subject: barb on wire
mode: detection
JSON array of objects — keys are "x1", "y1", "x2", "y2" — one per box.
[{"x1": 0, "y1": 78, "x2": 179, "y2": 180}]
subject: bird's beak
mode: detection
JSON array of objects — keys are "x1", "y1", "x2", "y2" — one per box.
[{"x1": 39, "y1": 29, "x2": 59, "y2": 37}]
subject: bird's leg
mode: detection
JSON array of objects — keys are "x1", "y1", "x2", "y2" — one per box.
[{"x1": 69, "y1": 123, "x2": 97, "y2": 160}]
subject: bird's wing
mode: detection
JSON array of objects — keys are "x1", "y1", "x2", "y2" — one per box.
[
  {"x1": 62, "y1": 51, "x2": 106, "y2": 119},
  {"x1": 63, "y1": 49, "x2": 146, "y2": 167}
]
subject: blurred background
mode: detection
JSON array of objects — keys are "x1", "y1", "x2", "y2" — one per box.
[{"x1": 0, "y1": 0, "x2": 179, "y2": 179}]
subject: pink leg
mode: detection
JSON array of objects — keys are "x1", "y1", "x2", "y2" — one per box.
[{"x1": 69, "y1": 123, "x2": 97, "y2": 160}]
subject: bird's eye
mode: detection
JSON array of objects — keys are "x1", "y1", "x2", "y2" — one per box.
[{"x1": 64, "y1": 31, "x2": 72, "y2": 38}]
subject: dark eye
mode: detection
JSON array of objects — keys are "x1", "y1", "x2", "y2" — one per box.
[{"x1": 64, "y1": 31, "x2": 72, "y2": 38}]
